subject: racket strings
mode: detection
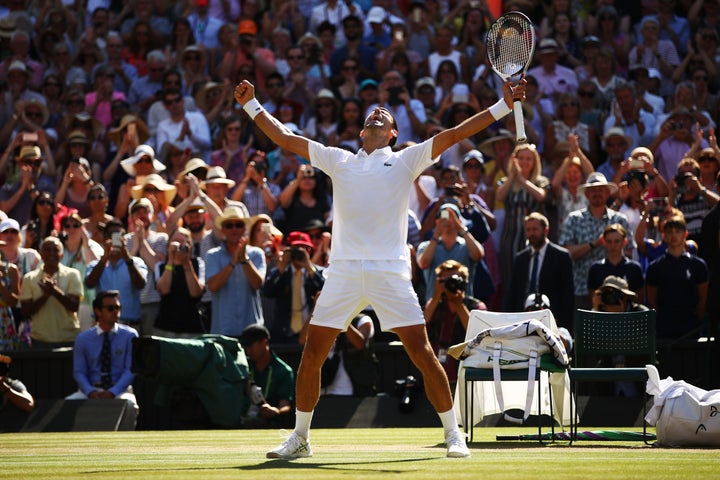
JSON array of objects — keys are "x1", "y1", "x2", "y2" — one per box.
[{"x1": 487, "y1": 17, "x2": 534, "y2": 78}]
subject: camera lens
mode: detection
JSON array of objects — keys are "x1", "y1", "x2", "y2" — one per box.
[
  {"x1": 600, "y1": 288, "x2": 623, "y2": 306},
  {"x1": 290, "y1": 247, "x2": 305, "y2": 261}
]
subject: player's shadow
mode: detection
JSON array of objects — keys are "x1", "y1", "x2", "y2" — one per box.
[{"x1": 239, "y1": 457, "x2": 436, "y2": 473}]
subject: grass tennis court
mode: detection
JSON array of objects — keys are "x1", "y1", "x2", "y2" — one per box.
[{"x1": 3, "y1": 427, "x2": 717, "y2": 480}]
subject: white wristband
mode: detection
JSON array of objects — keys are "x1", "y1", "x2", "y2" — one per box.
[
  {"x1": 243, "y1": 98, "x2": 264, "y2": 120},
  {"x1": 489, "y1": 99, "x2": 511, "y2": 120}
]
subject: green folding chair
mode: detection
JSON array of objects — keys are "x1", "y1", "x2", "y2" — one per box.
[{"x1": 569, "y1": 309, "x2": 656, "y2": 444}]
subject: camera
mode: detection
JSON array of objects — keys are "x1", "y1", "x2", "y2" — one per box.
[
  {"x1": 58, "y1": 231, "x2": 69, "y2": 243},
  {"x1": 675, "y1": 172, "x2": 693, "y2": 193},
  {"x1": 387, "y1": 86, "x2": 404, "y2": 105},
  {"x1": 178, "y1": 244, "x2": 189, "y2": 253},
  {"x1": 239, "y1": 35, "x2": 253, "y2": 46},
  {"x1": 444, "y1": 185, "x2": 461, "y2": 197},
  {"x1": 395, "y1": 375, "x2": 419, "y2": 413},
  {"x1": 669, "y1": 121, "x2": 684, "y2": 131},
  {"x1": 440, "y1": 274, "x2": 468, "y2": 294},
  {"x1": 600, "y1": 287, "x2": 624, "y2": 306},
  {"x1": 290, "y1": 247, "x2": 305, "y2": 261}
]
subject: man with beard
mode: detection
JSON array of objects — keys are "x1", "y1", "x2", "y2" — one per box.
[
  {"x1": 558, "y1": 172, "x2": 629, "y2": 310},
  {"x1": 234, "y1": 74, "x2": 526, "y2": 459},
  {"x1": 507, "y1": 212, "x2": 575, "y2": 331},
  {"x1": 329, "y1": 14, "x2": 377, "y2": 78}
]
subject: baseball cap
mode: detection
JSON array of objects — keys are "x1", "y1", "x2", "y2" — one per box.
[
  {"x1": 238, "y1": 20, "x2": 258, "y2": 36},
  {"x1": 360, "y1": 78, "x2": 378, "y2": 90}
]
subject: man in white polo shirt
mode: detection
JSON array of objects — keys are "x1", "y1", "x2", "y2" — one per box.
[{"x1": 234, "y1": 75, "x2": 526, "y2": 460}]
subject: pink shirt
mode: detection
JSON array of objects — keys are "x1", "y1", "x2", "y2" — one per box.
[{"x1": 85, "y1": 91, "x2": 126, "y2": 128}]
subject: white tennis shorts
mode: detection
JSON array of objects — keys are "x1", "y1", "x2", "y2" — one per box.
[{"x1": 311, "y1": 260, "x2": 425, "y2": 331}]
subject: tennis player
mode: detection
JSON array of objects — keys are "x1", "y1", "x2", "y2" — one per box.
[{"x1": 234, "y1": 78, "x2": 526, "y2": 459}]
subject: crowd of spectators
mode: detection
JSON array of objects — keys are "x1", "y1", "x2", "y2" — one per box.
[{"x1": 1, "y1": 0, "x2": 719, "y2": 403}]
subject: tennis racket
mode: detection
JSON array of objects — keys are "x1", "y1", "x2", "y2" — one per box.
[{"x1": 485, "y1": 12, "x2": 536, "y2": 143}]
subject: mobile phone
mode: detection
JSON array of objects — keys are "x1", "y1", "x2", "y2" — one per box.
[
  {"x1": 628, "y1": 158, "x2": 644, "y2": 170},
  {"x1": 393, "y1": 30, "x2": 404, "y2": 42},
  {"x1": 111, "y1": 231, "x2": 122, "y2": 249},
  {"x1": 23, "y1": 132, "x2": 38, "y2": 143},
  {"x1": 127, "y1": 123, "x2": 137, "y2": 137},
  {"x1": 649, "y1": 197, "x2": 668, "y2": 217},
  {"x1": 440, "y1": 210, "x2": 450, "y2": 220},
  {"x1": 413, "y1": 8, "x2": 422, "y2": 23}
]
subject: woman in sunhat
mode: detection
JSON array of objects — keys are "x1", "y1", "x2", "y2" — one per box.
[
  {"x1": 113, "y1": 144, "x2": 165, "y2": 221},
  {"x1": 130, "y1": 173, "x2": 178, "y2": 233}
]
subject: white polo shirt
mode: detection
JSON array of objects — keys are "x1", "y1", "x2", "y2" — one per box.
[{"x1": 309, "y1": 139, "x2": 437, "y2": 262}]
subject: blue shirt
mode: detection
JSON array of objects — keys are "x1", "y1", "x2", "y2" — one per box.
[
  {"x1": 206, "y1": 243, "x2": 266, "y2": 337},
  {"x1": 85, "y1": 257, "x2": 148, "y2": 322},
  {"x1": 72, "y1": 323, "x2": 138, "y2": 397}
]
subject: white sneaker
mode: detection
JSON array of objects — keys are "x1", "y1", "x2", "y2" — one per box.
[
  {"x1": 445, "y1": 429, "x2": 470, "y2": 458},
  {"x1": 266, "y1": 431, "x2": 313, "y2": 459}
]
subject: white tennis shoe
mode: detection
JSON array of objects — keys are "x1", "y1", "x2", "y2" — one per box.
[
  {"x1": 266, "y1": 431, "x2": 313, "y2": 459},
  {"x1": 445, "y1": 429, "x2": 470, "y2": 458}
]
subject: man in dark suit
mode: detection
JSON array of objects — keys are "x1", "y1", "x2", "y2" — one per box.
[
  {"x1": 262, "y1": 232, "x2": 325, "y2": 344},
  {"x1": 507, "y1": 212, "x2": 575, "y2": 330}
]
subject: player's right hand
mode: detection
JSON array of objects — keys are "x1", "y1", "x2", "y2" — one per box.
[{"x1": 234, "y1": 80, "x2": 255, "y2": 106}]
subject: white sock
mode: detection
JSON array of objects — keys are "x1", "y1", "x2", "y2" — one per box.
[
  {"x1": 294, "y1": 409, "x2": 314, "y2": 439},
  {"x1": 438, "y1": 408, "x2": 460, "y2": 435}
]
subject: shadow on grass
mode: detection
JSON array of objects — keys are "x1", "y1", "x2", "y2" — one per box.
[
  {"x1": 83, "y1": 457, "x2": 438, "y2": 476},
  {"x1": 467, "y1": 440, "x2": 653, "y2": 449}
]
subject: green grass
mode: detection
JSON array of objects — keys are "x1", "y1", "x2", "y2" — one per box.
[{"x1": 2, "y1": 428, "x2": 719, "y2": 479}]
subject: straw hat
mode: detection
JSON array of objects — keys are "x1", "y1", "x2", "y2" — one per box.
[
  {"x1": 578, "y1": 172, "x2": 618, "y2": 194},
  {"x1": 130, "y1": 173, "x2": 177, "y2": 206},
  {"x1": 107, "y1": 114, "x2": 150, "y2": 147},
  {"x1": 200, "y1": 166, "x2": 236, "y2": 189},
  {"x1": 478, "y1": 129, "x2": 516, "y2": 158},
  {"x1": 214, "y1": 205, "x2": 252, "y2": 230},
  {"x1": 194, "y1": 81, "x2": 223, "y2": 112}
]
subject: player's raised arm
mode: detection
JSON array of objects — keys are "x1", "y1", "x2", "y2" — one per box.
[
  {"x1": 431, "y1": 79, "x2": 525, "y2": 159},
  {"x1": 234, "y1": 80, "x2": 310, "y2": 159}
]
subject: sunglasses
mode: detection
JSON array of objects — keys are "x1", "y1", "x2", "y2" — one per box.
[
  {"x1": 317, "y1": 103, "x2": 333, "y2": 108},
  {"x1": 22, "y1": 159, "x2": 43, "y2": 167},
  {"x1": 184, "y1": 54, "x2": 201, "y2": 60},
  {"x1": 698, "y1": 156, "x2": 717, "y2": 163},
  {"x1": 164, "y1": 97, "x2": 183, "y2": 106},
  {"x1": 309, "y1": 232, "x2": 323, "y2": 240},
  {"x1": 578, "y1": 90, "x2": 595, "y2": 97},
  {"x1": 37, "y1": 199, "x2": 54, "y2": 207},
  {"x1": 222, "y1": 221, "x2": 246, "y2": 229},
  {"x1": 288, "y1": 55, "x2": 305, "y2": 60},
  {"x1": 45, "y1": 81, "x2": 61, "y2": 87},
  {"x1": 267, "y1": 82, "x2": 283, "y2": 88},
  {"x1": 63, "y1": 222, "x2": 82, "y2": 229},
  {"x1": 143, "y1": 187, "x2": 161, "y2": 193},
  {"x1": 66, "y1": 99, "x2": 85, "y2": 106},
  {"x1": 25, "y1": 111, "x2": 43, "y2": 118},
  {"x1": 137, "y1": 157, "x2": 153, "y2": 164},
  {"x1": 88, "y1": 194, "x2": 105, "y2": 200},
  {"x1": 606, "y1": 142, "x2": 626, "y2": 147},
  {"x1": 101, "y1": 305, "x2": 122, "y2": 312}
]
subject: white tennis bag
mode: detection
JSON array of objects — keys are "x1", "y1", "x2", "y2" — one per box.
[
  {"x1": 460, "y1": 319, "x2": 568, "y2": 423},
  {"x1": 645, "y1": 364, "x2": 720, "y2": 447}
]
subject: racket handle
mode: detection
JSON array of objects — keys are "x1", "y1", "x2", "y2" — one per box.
[{"x1": 513, "y1": 100, "x2": 526, "y2": 143}]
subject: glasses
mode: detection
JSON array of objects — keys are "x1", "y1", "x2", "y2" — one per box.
[
  {"x1": 63, "y1": 222, "x2": 81, "y2": 229},
  {"x1": 464, "y1": 163, "x2": 482, "y2": 169},
  {"x1": 22, "y1": 159, "x2": 43, "y2": 167},
  {"x1": 222, "y1": 221, "x2": 246, "y2": 229},
  {"x1": 137, "y1": 157, "x2": 153, "y2": 164},
  {"x1": 101, "y1": 305, "x2": 122, "y2": 312},
  {"x1": 25, "y1": 111, "x2": 43, "y2": 118},
  {"x1": 267, "y1": 82, "x2": 283, "y2": 88},
  {"x1": 288, "y1": 55, "x2": 304, "y2": 60},
  {"x1": 37, "y1": 199, "x2": 54, "y2": 207},
  {"x1": 164, "y1": 97, "x2": 183, "y2": 106},
  {"x1": 578, "y1": 90, "x2": 595, "y2": 97},
  {"x1": 698, "y1": 156, "x2": 717, "y2": 163},
  {"x1": 88, "y1": 194, "x2": 105, "y2": 200}
]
